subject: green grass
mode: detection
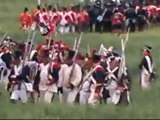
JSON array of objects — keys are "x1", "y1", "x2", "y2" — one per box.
[{"x1": 1, "y1": 0, "x2": 160, "y2": 119}]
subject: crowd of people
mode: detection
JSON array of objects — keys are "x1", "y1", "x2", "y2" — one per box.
[
  {"x1": 0, "y1": 31, "x2": 155, "y2": 106},
  {"x1": 19, "y1": 0, "x2": 160, "y2": 35},
  {"x1": 0, "y1": 0, "x2": 157, "y2": 106}
]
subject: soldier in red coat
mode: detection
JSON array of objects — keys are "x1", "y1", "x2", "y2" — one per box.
[
  {"x1": 156, "y1": 7, "x2": 160, "y2": 24},
  {"x1": 68, "y1": 6, "x2": 78, "y2": 32},
  {"x1": 58, "y1": 7, "x2": 72, "y2": 34},
  {"x1": 31, "y1": 5, "x2": 41, "y2": 30},
  {"x1": 111, "y1": 9, "x2": 125, "y2": 33},
  {"x1": 77, "y1": 7, "x2": 90, "y2": 32},
  {"x1": 19, "y1": 7, "x2": 32, "y2": 31}
]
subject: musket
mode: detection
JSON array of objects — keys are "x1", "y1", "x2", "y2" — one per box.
[
  {"x1": 54, "y1": 0, "x2": 59, "y2": 11},
  {"x1": 97, "y1": 8, "x2": 108, "y2": 22},
  {"x1": 22, "y1": 30, "x2": 35, "y2": 68},
  {"x1": 83, "y1": 64, "x2": 99, "y2": 82},
  {"x1": 72, "y1": 32, "x2": 83, "y2": 62},
  {"x1": 124, "y1": 27, "x2": 130, "y2": 50},
  {"x1": 87, "y1": 44, "x2": 91, "y2": 56},
  {"x1": 68, "y1": 32, "x2": 83, "y2": 86},
  {"x1": 118, "y1": 38, "x2": 125, "y2": 79},
  {"x1": 81, "y1": 63, "x2": 118, "y2": 90},
  {"x1": 48, "y1": 27, "x2": 58, "y2": 73},
  {"x1": 49, "y1": 41, "x2": 56, "y2": 69},
  {"x1": 27, "y1": 30, "x2": 36, "y2": 61},
  {"x1": 16, "y1": 30, "x2": 36, "y2": 93},
  {"x1": 38, "y1": 0, "x2": 41, "y2": 6},
  {"x1": 118, "y1": 27, "x2": 130, "y2": 80},
  {"x1": 0, "y1": 32, "x2": 8, "y2": 46},
  {"x1": 73, "y1": 37, "x2": 78, "y2": 51},
  {"x1": 77, "y1": 62, "x2": 102, "y2": 93},
  {"x1": 47, "y1": 33, "x2": 52, "y2": 49}
]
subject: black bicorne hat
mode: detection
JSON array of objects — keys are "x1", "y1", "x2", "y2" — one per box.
[
  {"x1": 13, "y1": 50, "x2": 23, "y2": 59},
  {"x1": 144, "y1": 45, "x2": 152, "y2": 52},
  {"x1": 24, "y1": 7, "x2": 28, "y2": 12},
  {"x1": 92, "y1": 53, "x2": 101, "y2": 62},
  {"x1": 112, "y1": 51, "x2": 120, "y2": 57},
  {"x1": 67, "y1": 50, "x2": 75, "y2": 59}
]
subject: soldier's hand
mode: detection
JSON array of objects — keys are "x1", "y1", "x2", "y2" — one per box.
[{"x1": 46, "y1": 79, "x2": 54, "y2": 86}]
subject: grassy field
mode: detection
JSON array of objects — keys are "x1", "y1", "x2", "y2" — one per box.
[{"x1": 1, "y1": 0, "x2": 160, "y2": 119}]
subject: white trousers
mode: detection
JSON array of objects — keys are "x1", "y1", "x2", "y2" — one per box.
[
  {"x1": 140, "y1": 69, "x2": 150, "y2": 89},
  {"x1": 79, "y1": 91, "x2": 90, "y2": 105},
  {"x1": 10, "y1": 89, "x2": 28, "y2": 103},
  {"x1": 0, "y1": 69, "x2": 10, "y2": 88},
  {"x1": 59, "y1": 25, "x2": 70, "y2": 34},
  {"x1": 88, "y1": 85, "x2": 103, "y2": 105},
  {"x1": 60, "y1": 87, "x2": 78, "y2": 104},
  {"x1": 88, "y1": 90, "x2": 98, "y2": 105},
  {"x1": 39, "y1": 90, "x2": 54, "y2": 103},
  {"x1": 70, "y1": 25, "x2": 75, "y2": 32},
  {"x1": 105, "y1": 80, "x2": 118, "y2": 98},
  {"x1": 31, "y1": 22, "x2": 37, "y2": 31}
]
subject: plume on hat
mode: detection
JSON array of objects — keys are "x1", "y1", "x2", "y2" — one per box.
[{"x1": 98, "y1": 44, "x2": 108, "y2": 56}]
